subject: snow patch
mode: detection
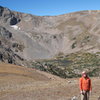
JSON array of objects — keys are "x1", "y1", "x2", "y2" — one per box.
[{"x1": 11, "y1": 25, "x2": 21, "y2": 30}]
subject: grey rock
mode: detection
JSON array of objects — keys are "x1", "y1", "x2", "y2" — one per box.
[
  {"x1": 0, "y1": 26, "x2": 12, "y2": 38},
  {"x1": 0, "y1": 6, "x2": 20, "y2": 25},
  {"x1": 71, "y1": 96, "x2": 78, "y2": 100},
  {"x1": 98, "y1": 96, "x2": 100, "y2": 100}
]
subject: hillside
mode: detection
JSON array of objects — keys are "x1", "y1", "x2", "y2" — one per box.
[
  {"x1": 0, "y1": 6, "x2": 100, "y2": 60},
  {"x1": 32, "y1": 52, "x2": 100, "y2": 78},
  {"x1": 0, "y1": 63, "x2": 100, "y2": 100},
  {"x1": 0, "y1": 6, "x2": 100, "y2": 78}
]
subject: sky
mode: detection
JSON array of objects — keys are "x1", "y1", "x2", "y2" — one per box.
[{"x1": 0, "y1": 0, "x2": 100, "y2": 16}]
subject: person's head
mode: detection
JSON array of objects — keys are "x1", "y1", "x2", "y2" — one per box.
[{"x1": 82, "y1": 71, "x2": 87, "y2": 78}]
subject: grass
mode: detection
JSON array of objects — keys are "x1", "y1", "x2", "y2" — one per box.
[
  {"x1": 0, "y1": 62, "x2": 54, "y2": 97},
  {"x1": 32, "y1": 52, "x2": 100, "y2": 78}
]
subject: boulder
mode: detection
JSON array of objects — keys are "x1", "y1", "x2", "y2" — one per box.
[{"x1": 0, "y1": 26, "x2": 12, "y2": 38}]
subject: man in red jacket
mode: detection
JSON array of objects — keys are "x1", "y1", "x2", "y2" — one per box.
[{"x1": 79, "y1": 71, "x2": 92, "y2": 100}]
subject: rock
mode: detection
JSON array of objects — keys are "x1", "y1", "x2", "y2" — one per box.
[
  {"x1": 68, "y1": 81, "x2": 71, "y2": 84},
  {"x1": 12, "y1": 43, "x2": 18, "y2": 48},
  {"x1": 0, "y1": 53, "x2": 3, "y2": 61},
  {"x1": 0, "y1": 26, "x2": 12, "y2": 38},
  {"x1": 0, "y1": 6, "x2": 4, "y2": 16},
  {"x1": 9, "y1": 16, "x2": 20, "y2": 25},
  {"x1": 0, "y1": 40, "x2": 2, "y2": 45},
  {"x1": 0, "y1": 6, "x2": 20, "y2": 25},
  {"x1": 71, "y1": 96, "x2": 78, "y2": 100},
  {"x1": 8, "y1": 56, "x2": 13, "y2": 64},
  {"x1": 98, "y1": 96, "x2": 100, "y2": 100}
]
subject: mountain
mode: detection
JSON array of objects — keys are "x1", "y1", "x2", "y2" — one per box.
[{"x1": 0, "y1": 6, "x2": 100, "y2": 77}]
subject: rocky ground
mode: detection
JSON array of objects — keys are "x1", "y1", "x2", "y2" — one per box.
[{"x1": 0, "y1": 63, "x2": 100, "y2": 100}]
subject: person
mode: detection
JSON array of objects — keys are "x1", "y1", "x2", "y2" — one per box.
[{"x1": 79, "y1": 71, "x2": 92, "y2": 100}]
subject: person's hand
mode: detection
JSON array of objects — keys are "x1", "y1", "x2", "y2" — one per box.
[
  {"x1": 90, "y1": 91, "x2": 92, "y2": 95},
  {"x1": 80, "y1": 91, "x2": 83, "y2": 94}
]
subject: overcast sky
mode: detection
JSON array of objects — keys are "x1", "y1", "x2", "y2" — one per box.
[{"x1": 0, "y1": 0, "x2": 100, "y2": 16}]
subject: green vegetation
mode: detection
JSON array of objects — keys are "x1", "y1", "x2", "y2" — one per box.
[{"x1": 32, "y1": 52, "x2": 100, "y2": 78}]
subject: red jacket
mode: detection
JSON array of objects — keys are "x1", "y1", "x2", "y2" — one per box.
[{"x1": 79, "y1": 76, "x2": 92, "y2": 91}]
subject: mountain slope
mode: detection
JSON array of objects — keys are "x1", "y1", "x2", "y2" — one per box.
[
  {"x1": 0, "y1": 6, "x2": 100, "y2": 77},
  {"x1": 0, "y1": 6, "x2": 100, "y2": 60}
]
